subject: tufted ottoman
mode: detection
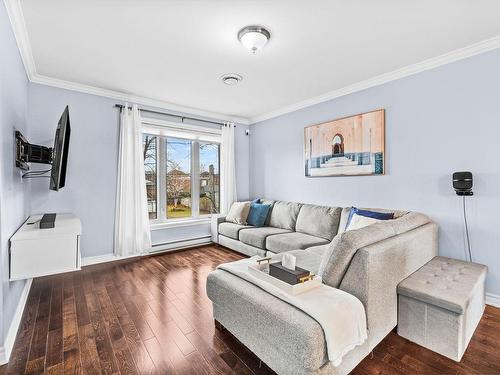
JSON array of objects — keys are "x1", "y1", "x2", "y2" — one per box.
[{"x1": 397, "y1": 256, "x2": 487, "y2": 361}]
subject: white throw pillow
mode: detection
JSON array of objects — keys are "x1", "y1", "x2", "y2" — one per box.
[
  {"x1": 345, "y1": 213, "x2": 382, "y2": 231},
  {"x1": 226, "y1": 201, "x2": 251, "y2": 225}
]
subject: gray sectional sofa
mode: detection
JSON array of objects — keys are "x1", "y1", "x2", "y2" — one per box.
[
  {"x1": 211, "y1": 200, "x2": 342, "y2": 257},
  {"x1": 208, "y1": 199, "x2": 438, "y2": 375}
]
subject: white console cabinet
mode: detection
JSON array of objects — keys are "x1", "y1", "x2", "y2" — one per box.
[{"x1": 10, "y1": 213, "x2": 82, "y2": 280}]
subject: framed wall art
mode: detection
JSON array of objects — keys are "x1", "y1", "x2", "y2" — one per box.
[{"x1": 304, "y1": 109, "x2": 385, "y2": 177}]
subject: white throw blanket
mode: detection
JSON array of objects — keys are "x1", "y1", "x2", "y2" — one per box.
[{"x1": 217, "y1": 257, "x2": 367, "y2": 367}]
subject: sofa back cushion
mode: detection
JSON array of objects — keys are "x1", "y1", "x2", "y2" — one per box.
[
  {"x1": 268, "y1": 201, "x2": 302, "y2": 231},
  {"x1": 295, "y1": 204, "x2": 341, "y2": 241},
  {"x1": 320, "y1": 212, "x2": 430, "y2": 287},
  {"x1": 259, "y1": 198, "x2": 275, "y2": 226}
]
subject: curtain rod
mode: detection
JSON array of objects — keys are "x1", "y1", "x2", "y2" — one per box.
[{"x1": 114, "y1": 104, "x2": 230, "y2": 126}]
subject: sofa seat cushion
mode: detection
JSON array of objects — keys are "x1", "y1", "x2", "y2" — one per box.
[
  {"x1": 305, "y1": 243, "x2": 330, "y2": 257},
  {"x1": 218, "y1": 222, "x2": 252, "y2": 240},
  {"x1": 239, "y1": 227, "x2": 291, "y2": 249},
  {"x1": 266, "y1": 232, "x2": 330, "y2": 253},
  {"x1": 268, "y1": 201, "x2": 302, "y2": 231},
  {"x1": 296, "y1": 204, "x2": 341, "y2": 240}
]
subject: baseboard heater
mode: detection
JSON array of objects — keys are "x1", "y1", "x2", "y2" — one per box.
[{"x1": 150, "y1": 235, "x2": 212, "y2": 253}]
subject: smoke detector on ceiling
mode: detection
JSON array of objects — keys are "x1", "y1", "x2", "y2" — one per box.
[{"x1": 221, "y1": 73, "x2": 243, "y2": 86}]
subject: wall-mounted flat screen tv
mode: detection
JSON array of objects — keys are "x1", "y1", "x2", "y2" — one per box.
[{"x1": 50, "y1": 106, "x2": 71, "y2": 191}]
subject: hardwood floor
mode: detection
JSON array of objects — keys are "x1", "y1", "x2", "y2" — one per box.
[{"x1": 2, "y1": 245, "x2": 499, "y2": 375}]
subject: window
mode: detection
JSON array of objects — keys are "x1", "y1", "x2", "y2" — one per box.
[
  {"x1": 142, "y1": 121, "x2": 221, "y2": 223},
  {"x1": 199, "y1": 142, "x2": 220, "y2": 215},
  {"x1": 143, "y1": 135, "x2": 158, "y2": 219},
  {"x1": 166, "y1": 137, "x2": 192, "y2": 219}
]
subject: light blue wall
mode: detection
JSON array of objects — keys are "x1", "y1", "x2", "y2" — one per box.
[
  {"x1": 251, "y1": 48, "x2": 500, "y2": 296},
  {"x1": 0, "y1": 2, "x2": 29, "y2": 343},
  {"x1": 28, "y1": 85, "x2": 120, "y2": 257},
  {"x1": 27, "y1": 83, "x2": 250, "y2": 257}
]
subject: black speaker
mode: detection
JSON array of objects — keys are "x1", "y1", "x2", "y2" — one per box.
[{"x1": 453, "y1": 171, "x2": 473, "y2": 196}]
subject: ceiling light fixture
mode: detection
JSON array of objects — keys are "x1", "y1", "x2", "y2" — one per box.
[
  {"x1": 221, "y1": 73, "x2": 243, "y2": 86},
  {"x1": 238, "y1": 25, "x2": 271, "y2": 54}
]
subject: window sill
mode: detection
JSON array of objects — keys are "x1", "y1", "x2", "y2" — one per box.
[{"x1": 150, "y1": 218, "x2": 211, "y2": 231}]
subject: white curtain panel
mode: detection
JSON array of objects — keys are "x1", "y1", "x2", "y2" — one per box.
[
  {"x1": 115, "y1": 103, "x2": 152, "y2": 256},
  {"x1": 220, "y1": 122, "x2": 237, "y2": 213}
]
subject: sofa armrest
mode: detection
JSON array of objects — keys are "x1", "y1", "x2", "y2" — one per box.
[
  {"x1": 339, "y1": 222, "x2": 438, "y2": 349},
  {"x1": 211, "y1": 214, "x2": 227, "y2": 243}
]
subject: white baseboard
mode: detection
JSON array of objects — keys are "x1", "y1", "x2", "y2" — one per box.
[
  {"x1": 150, "y1": 236, "x2": 212, "y2": 254},
  {"x1": 82, "y1": 237, "x2": 212, "y2": 267},
  {"x1": 81, "y1": 253, "x2": 141, "y2": 266},
  {"x1": 486, "y1": 292, "x2": 500, "y2": 308},
  {"x1": 0, "y1": 278, "x2": 33, "y2": 365}
]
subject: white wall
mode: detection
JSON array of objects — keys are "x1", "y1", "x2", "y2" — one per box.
[
  {"x1": 27, "y1": 83, "x2": 250, "y2": 258},
  {"x1": 251, "y1": 48, "x2": 500, "y2": 296}
]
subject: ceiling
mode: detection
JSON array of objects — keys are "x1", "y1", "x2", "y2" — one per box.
[{"x1": 16, "y1": 0, "x2": 500, "y2": 122}]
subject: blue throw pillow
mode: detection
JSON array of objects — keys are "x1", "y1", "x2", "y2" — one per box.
[
  {"x1": 345, "y1": 207, "x2": 394, "y2": 230},
  {"x1": 247, "y1": 202, "x2": 271, "y2": 227}
]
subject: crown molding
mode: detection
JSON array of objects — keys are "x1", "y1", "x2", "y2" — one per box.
[
  {"x1": 4, "y1": 0, "x2": 36, "y2": 80},
  {"x1": 30, "y1": 73, "x2": 250, "y2": 124},
  {"x1": 250, "y1": 35, "x2": 500, "y2": 124},
  {"x1": 5, "y1": 0, "x2": 500, "y2": 126},
  {"x1": 3, "y1": 0, "x2": 250, "y2": 125}
]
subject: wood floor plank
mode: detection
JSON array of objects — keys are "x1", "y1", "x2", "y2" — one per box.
[
  {"x1": 105, "y1": 283, "x2": 157, "y2": 374},
  {"x1": 3, "y1": 246, "x2": 499, "y2": 375},
  {"x1": 24, "y1": 279, "x2": 52, "y2": 374},
  {"x1": 85, "y1": 273, "x2": 120, "y2": 375},
  {"x1": 78, "y1": 323, "x2": 103, "y2": 375},
  {"x1": 5, "y1": 282, "x2": 43, "y2": 375},
  {"x1": 143, "y1": 312, "x2": 194, "y2": 374},
  {"x1": 62, "y1": 274, "x2": 82, "y2": 374},
  {"x1": 94, "y1": 283, "x2": 139, "y2": 375},
  {"x1": 186, "y1": 330, "x2": 236, "y2": 374},
  {"x1": 45, "y1": 278, "x2": 64, "y2": 371},
  {"x1": 184, "y1": 351, "x2": 217, "y2": 375},
  {"x1": 143, "y1": 337, "x2": 176, "y2": 375},
  {"x1": 73, "y1": 272, "x2": 91, "y2": 327},
  {"x1": 45, "y1": 328, "x2": 63, "y2": 371}
]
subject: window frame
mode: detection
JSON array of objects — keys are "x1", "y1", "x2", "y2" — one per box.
[
  {"x1": 142, "y1": 134, "x2": 160, "y2": 221},
  {"x1": 198, "y1": 141, "x2": 221, "y2": 218},
  {"x1": 141, "y1": 117, "x2": 222, "y2": 227}
]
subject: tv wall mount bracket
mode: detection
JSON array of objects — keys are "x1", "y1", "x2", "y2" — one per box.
[{"x1": 15, "y1": 131, "x2": 53, "y2": 173}]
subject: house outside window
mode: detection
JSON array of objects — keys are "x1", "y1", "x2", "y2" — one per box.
[{"x1": 141, "y1": 119, "x2": 221, "y2": 224}]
